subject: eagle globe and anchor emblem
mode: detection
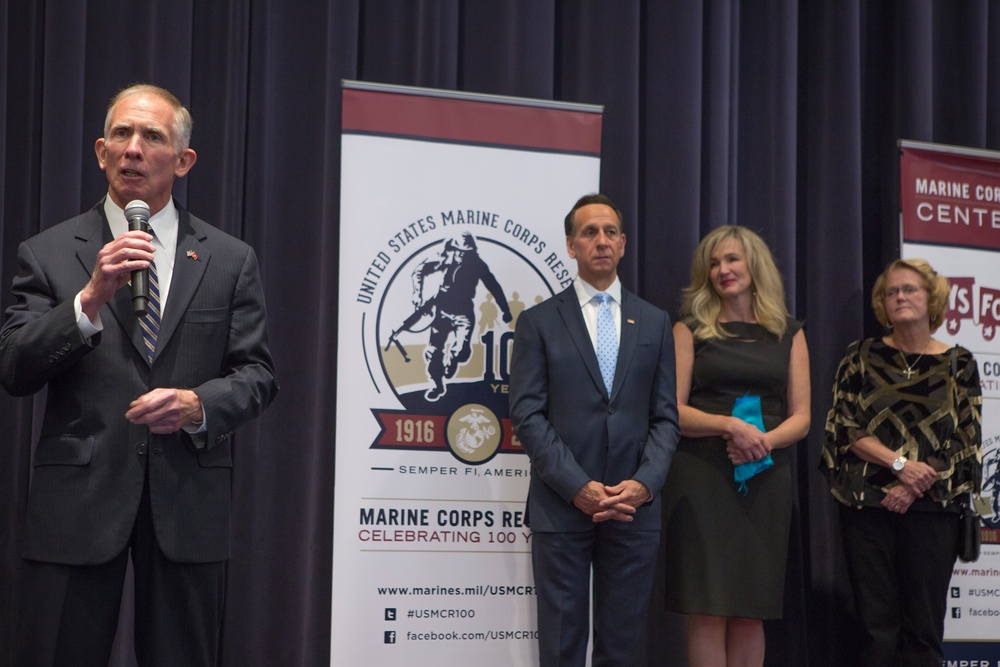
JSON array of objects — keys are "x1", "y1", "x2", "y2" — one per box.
[
  {"x1": 374, "y1": 231, "x2": 552, "y2": 465},
  {"x1": 450, "y1": 405, "x2": 499, "y2": 460}
]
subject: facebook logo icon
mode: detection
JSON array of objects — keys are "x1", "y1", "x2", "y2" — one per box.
[{"x1": 384, "y1": 630, "x2": 396, "y2": 644}]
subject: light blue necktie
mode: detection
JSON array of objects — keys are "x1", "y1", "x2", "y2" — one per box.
[
  {"x1": 594, "y1": 292, "x2": 617, "y2": 394},
  {"x1": 139, "y1": 260, "x2": 160, "y2": 362}
]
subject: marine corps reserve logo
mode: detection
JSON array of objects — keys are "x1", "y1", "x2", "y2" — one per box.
[
  {"x1": 447, "y1": 404, "x2": 502, "y2": 464},
  {"x1": 356, "y1": 209, "x2": 571, "y2": 464}
]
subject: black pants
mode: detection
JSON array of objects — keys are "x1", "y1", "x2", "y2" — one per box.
[
  {"x1": 14, "y1": 477, "x2": 227, "y2": 667},
  {"x1": 839, "y1": 504, "x2": 959, "y2": 667}
]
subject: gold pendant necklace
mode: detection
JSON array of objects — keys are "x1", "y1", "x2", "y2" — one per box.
[{"x1": 897, "y1": 349, "x2": 924, "y2": 379}]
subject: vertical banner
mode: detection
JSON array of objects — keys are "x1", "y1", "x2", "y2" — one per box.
[
  {"x1": 332, "y1": 81, "x2": 602, "y2": 665},
  {"x1": 900, "y1": 140, "x2": 1000, "y2": 661}
]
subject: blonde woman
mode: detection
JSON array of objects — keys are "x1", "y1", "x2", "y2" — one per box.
[{"x1": 663, "y1": 226, "x2": 810, "y2": 667}]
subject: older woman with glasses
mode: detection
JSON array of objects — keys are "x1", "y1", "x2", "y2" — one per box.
[{"x1": 821, "y1": 258, "x2": 982, "y2": 666}]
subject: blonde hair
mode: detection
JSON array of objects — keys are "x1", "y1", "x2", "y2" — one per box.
[
  {"x1": 680, "y1": 226, "x2": 789, "y2": 340},
  {"x1": 871, "y1": 258, "x2": 950, "y2": 332}
]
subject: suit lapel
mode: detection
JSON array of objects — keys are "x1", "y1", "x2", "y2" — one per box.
[
  {"x1": 556, "y1": 287, "x2": 607, "y2": 397},
  {"x1": 155, "y1": 208, "x2": 209, "y2": 360},
  {"x1": 610, "y1": 289, "x2": 640, "y2": 401},
  {"x1": 74, "y1": 207, "x2": 109, "y2": 287}
]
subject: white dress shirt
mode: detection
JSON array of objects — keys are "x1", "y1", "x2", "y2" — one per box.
[{"x1": 572, "y1": 275, "x2": 622, "y2": 351}]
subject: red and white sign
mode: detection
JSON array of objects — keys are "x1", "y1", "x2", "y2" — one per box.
[
  {"x1": 332, "y1": 81, "x2": 602, "y2": 666},
  {"x1": 900, "y1": 141, "x2": 1000, "y2": 659}
]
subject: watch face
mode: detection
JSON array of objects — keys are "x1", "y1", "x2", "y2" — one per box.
[{"x1": 892, "y1": 457, "x2": 905, "y2": 471}]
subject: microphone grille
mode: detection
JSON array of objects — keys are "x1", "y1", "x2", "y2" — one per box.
[{"x1": 124, "y1": 200, "x2": 150, "y2": 222}]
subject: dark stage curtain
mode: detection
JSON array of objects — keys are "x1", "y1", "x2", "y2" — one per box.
[{"x1": 2, "y1": 1, "x2": 999, "y2": 665}]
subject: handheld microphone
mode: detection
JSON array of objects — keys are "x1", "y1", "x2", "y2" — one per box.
[{"x1": 124, "y1": 200, "x2": 151, "y2": 317}]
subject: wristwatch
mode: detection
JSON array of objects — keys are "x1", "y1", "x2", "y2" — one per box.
[{"x1": 892, "y1": 455, "x2": 906, "y2": 472}]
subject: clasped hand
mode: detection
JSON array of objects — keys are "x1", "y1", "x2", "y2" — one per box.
[
  {"x1": 882, "y1": 484, "x2": 917, "y2": 514},
  {"x1": 880, "y1": 455, "x2": 938, "y2": 514},
  {"x1": 126, "y1": 387, "x2": 204, "y2": 434},
  {"x1": 724, "y1": 417, "x2": 770, "y2": 465},
  {"x1": 573, "y1": 480, "x2": 651, "y2": 523},
  {"x1": 895, "y1": 459, "x2": 939, "y2": 497}
]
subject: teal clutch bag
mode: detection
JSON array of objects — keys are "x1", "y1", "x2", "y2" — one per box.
[{"x1": 731, "y1": 393, "x2": 773, "y2": 494}]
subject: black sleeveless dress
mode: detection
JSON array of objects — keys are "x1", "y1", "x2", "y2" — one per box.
[{"x1": 663, "y1": 319, "x2": 800, "y2": 619}]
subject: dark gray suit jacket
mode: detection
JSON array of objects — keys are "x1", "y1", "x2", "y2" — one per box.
[
  {"x1": 0, "y1": 200, "x2": 277, "y2": 565},
  {"x1": 509, "y1": 284, "x2": 679, "y2": 532}
]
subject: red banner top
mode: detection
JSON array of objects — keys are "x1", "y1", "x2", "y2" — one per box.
[
  {"x1": 900, "y1": 146, "x2": 1000, "y2": 250},
  {"x1": 342, "y1": 87, "x2": 602, "y2": 156}
]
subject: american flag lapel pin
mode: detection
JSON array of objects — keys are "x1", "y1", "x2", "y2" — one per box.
[
  {"x1": 186, "y1": 249, "x2": 198, "y2": 261},
  {"x1": 627, "y1": 318, "x2": 635, "y2": 325}
]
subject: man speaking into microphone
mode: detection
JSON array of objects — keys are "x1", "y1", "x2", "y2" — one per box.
[{"x1": 0, "y1": 83, "x2": 278, "y2": 666}]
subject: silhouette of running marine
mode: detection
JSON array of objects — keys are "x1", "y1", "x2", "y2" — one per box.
[{"x1": 386, "y1": 233, "x2": 511, "y2": 401}]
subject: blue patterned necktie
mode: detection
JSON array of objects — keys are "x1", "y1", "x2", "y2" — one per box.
[
  {"x1": 594, "y1": 292, "x2": 617, "y2": 394},
  {"x1": 139, "y1": 260, "x2": 160, "y2": 362}
]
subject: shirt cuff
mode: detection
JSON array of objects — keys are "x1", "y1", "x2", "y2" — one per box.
[
  {"x1": 74, "y1": 291, "x2": 103, "y2": 338},
  {"x1": 182, "y1": 412, "x2": 208, "y2": 435}
]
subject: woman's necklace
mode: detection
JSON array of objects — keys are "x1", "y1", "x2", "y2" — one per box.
[
  {"x1": 897, "y1": 350, "x2": 923, "y2": 379},
  {"x1": 893, "y1": 337, "x2": 929, "y2": 379}
]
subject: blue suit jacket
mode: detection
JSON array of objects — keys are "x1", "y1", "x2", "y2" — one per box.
[
  {"x1": 0, "y1": 200, "x2": 277, "y2": 565},
  {"x1": 509, "y1": 284, "x2": 679, "y2": 532}
]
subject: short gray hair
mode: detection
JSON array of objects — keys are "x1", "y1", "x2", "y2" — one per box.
[{"x1": 103, "y1": 83, "x2": 193, "y2": 152}]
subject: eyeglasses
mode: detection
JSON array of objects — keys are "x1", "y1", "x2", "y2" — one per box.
[{"x1": 883, "y1": 285, "x2": 924, "y2": 299}]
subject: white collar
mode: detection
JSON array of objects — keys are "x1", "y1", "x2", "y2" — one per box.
[
  {"x1": 573, "y1": 275, "x2": 622, "y2": 307},
  {"x1": 103, "y1": 196, "x2": 179, "y2": 255}
]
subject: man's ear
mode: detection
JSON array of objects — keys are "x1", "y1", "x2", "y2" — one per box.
[
  {"x1": 175, "y1": 148, "x2": 198, "y2": 177},
  {"x1": 95, "y1": 138, "x2": 108, "y2": 170}
]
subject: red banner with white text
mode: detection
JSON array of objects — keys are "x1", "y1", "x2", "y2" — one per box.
[{"x1": 900, "y1": 141, "x2": 1000, "y2": 660}]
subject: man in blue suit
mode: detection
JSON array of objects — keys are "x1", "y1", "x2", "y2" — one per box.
[
  {"x1": 1, "y1": 84, "x2": 277, "y2": 666},
  {"x1": 510, "y1": 194, "x2": 679, "y2": 666}
]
